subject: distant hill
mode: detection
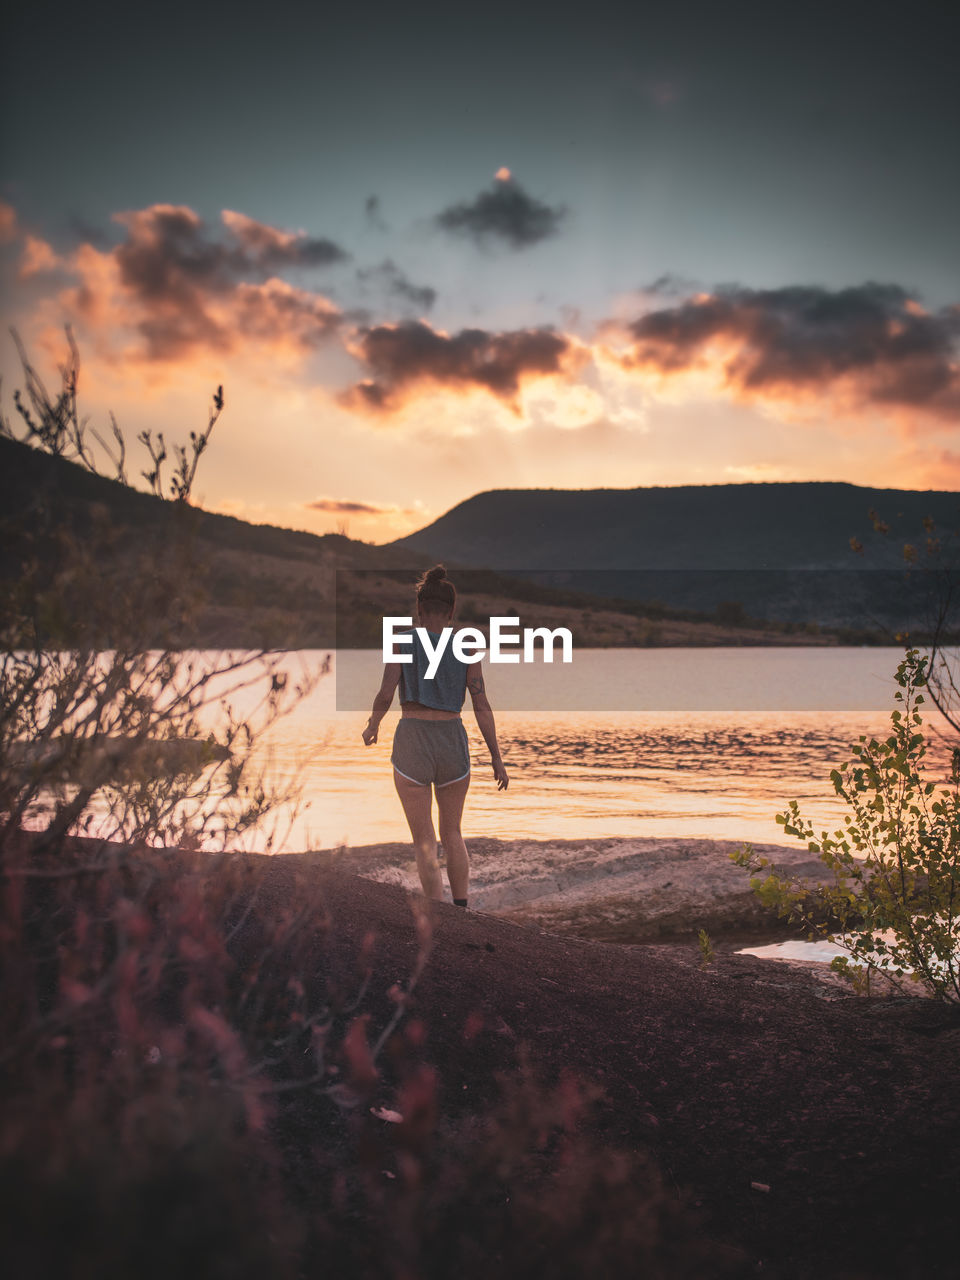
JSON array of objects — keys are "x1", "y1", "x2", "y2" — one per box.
[
  {"x1": 5, "y1": 437, "x2": 788, "y2": 648},
  {"x1": 5, "y1": 437, "x2": 956, "y2": 643},
  {"x1": 0, "y1": 435, "x2": 425, "y2": 647},
  {"x1": 388, "y1": 482, "x2": 960, "y2": 628},
  {"x1": 390, "y1": 482, "x2": 959, "y2": 569},
  {"x1": 0, "y1": 434, "x2": 415, "y2": 570}
]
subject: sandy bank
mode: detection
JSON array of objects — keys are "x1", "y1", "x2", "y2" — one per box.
[{"x1": 314, "y1": 835, "x2": 834, "y2": 943}]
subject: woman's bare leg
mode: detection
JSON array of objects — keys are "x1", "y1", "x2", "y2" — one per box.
[
  {"x1": 436, "y1": 774, "x2": 470, "y2": 902},
  {"x1": 394, "y1": 769, "x2": 443, "y2": 899}
]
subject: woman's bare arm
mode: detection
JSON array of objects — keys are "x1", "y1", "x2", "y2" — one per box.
[
  {"x1": 362, "y1": 663, "x2": 402, "y2": 744},
  {"x1": 467, "y1": 663, "x2": 508, "y2": 790}
]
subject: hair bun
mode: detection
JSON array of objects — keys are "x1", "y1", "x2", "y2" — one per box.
[{"x1": 415, "y1": 563, "x2": 456, "y2": 608}]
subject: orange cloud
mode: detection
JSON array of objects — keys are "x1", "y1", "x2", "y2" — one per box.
[
  {"x1": 19, "y1": 235, "x2": 60, "y2": 279},
  {"x1": 225, "y1": 279, "x2": 341, "y2": 352},
  {"x1": 340, "y1": 283, "x2": 959, "y2": 441},
  {"x1": 0, "y1": 200, "x2": 19, "y2": 243},
  {"x1": 29, "y1": 203, "x2": 348, "y2": 368},
  {"x1": 221, "y1": 209, "x2": 303, "y2": 254},
  {"x1": 8, "y1": 195, "x2": 958, "y2": 480}
]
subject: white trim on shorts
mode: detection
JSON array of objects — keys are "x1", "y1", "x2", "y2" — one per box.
[{"x1": 392, "y1": 764, "x2": 471, "y2": 788}]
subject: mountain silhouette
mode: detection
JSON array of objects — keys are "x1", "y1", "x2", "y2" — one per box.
[{"x1": 388, "y1": 482, "x2": 960, "y2": 628}]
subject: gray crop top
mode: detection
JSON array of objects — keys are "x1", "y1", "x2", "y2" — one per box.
[{"x1": 397, "y1": 629, "x2": 469, "y2": 712}]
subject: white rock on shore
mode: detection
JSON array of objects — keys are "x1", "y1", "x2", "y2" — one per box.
[{"x1": 316, "y1": 836, "x2": 835, "y2": 943}]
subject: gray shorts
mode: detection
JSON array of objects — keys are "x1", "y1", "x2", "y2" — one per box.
[{"x1": 391, "y1": 718, "x2": 471, "y2": 788}]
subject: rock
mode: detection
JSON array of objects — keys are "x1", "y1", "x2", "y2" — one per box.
[{"x1": 321, "y1": 836, "x2": 835, "y2": 943}]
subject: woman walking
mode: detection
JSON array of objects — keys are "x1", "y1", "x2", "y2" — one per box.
[{"x1": 361, "y1": 565, "x2": 508, "y2": 906}]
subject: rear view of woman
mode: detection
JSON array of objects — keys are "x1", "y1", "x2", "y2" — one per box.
[{"x1": 361, "y1": 565, "x2": 508, "y2": 906}]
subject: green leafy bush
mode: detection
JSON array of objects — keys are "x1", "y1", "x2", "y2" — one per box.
[{"x1": 732, "y1": 649, "x2": 960, "y2": 1001}]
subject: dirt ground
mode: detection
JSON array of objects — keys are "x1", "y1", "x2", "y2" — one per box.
[{"x1": 254, "y1": 857, "x2": 960, "y2": 1280}]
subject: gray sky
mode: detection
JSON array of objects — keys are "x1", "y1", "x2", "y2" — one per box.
[{"x1": 3, "y1": 0, "x2": 958, "y2": 536}]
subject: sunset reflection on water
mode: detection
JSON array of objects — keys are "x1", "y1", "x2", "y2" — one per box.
[{"x1": 245, "y1": 648, "x2": 955, "y2": 853}]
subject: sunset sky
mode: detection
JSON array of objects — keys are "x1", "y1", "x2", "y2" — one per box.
[{"x1": 3, "y1": 0, "x2": 958, "y2": 540}]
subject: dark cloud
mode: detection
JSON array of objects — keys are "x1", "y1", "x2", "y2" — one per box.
[
  {"x1": 644, "y1": 272, "x2": 700, "y2": 298},
  {"x1": 364, "y1": 195, "x2": 388, "y2": 231},
  {"x1": 135, "y1": 310, "x2": 228, "y2": 361},
  {"x1": 307, "y1": 496, "x2": 408, "y2": 515},
  {"x1": 625, "y1": 283, "x2": 960, "y2": 417},
  {"x1": 356, "y1": 259, "x2": 436, "y2": 312},
  {"x1": 350, "y1": 380, "x2": 390, "y2": 411},
  {"x1": 223, "y1": 210, "x2": 347, "y2": 271},
  {"x1": 66, "y1": 205, "x2": 347, "y2": 361},
  {"x1": 344, "y1": 320, "x2": 571, "y2": 410},
  {"x1": 113, "y1": 206, "x2": 348, "y2": 309},
  {"x1": 113, "y1": 207, "x2": 224, "y2": 306},
  {"x1": 434, "y1": 178, "x2": 566, "y2": 250}
]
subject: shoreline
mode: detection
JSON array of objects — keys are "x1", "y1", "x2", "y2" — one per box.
[{"x1": 311, "y1": 834, "x2": 836, "y2": 944}]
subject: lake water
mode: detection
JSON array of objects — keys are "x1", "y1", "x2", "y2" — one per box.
[{"x1": 238, "y1": 646, "x2": 955, "y2": 852}]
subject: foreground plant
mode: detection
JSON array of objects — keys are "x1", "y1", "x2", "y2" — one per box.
[
  {"x1": 731, "y1": 649, "x2": 960, "y2": 1001},
  {"x1": 1, "y1": 328, "x2": 323, "y2": 857},
  {"x1": 1, "y1": 334, "x2": 719, "y2": 1276},
  {"x1": 0, "y1": 840, "x2": 438, "y2": 1280},
  {"x1": 0, "y1": 333, "x2": 440, "y2": 1272}
]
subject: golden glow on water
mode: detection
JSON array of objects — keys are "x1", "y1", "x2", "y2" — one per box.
[
  {"x1": 64, "y1": 648, "x2": 953, "y2": 854},
  {"x1": 242, "y1": 648, "x2": 955, "y2": 852},
  {"x1": 260, "y1": 705, "x2": 954, "y2": 851}
]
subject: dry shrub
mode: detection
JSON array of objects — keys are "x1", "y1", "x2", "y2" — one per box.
[
  {"x1": 0, "y1": 841, "x2": 347, "y2": 1278},
  {"x1": 296, "y1": 1046, "x2": 735, "y2": 1280},
  {"x1": 1, "y1": 845, "x2": 729, "y2": 1279},
  {"x1": 1, "y1": 333, "x2": 723, "y2": 1277}
]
